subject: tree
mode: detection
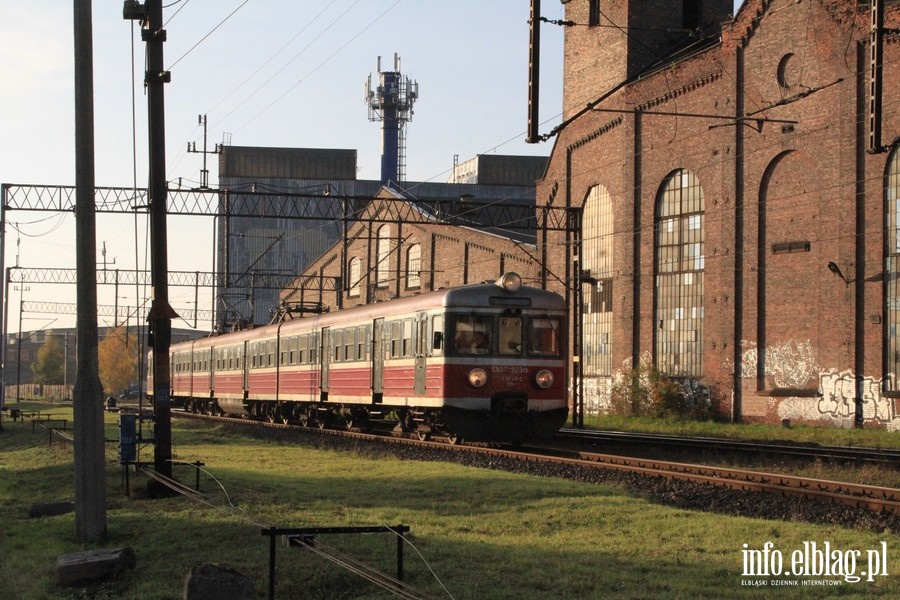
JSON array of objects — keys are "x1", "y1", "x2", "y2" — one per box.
[
  {"x1": 32, "y1": 332, "x2": 65, "y2": 384},
  {"x1": 98, "y1": 326, "x2": 139, "y2": 396}
]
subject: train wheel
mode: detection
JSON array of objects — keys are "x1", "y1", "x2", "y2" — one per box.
[
  {"x1": 416, "y1": 429, "x2": 430, "y2": 442},
  {"x1": 272, "y1": 404, "x2": 290, "y2": 425},
  {"x1": 446, "y1": 434, "x2": 460, "y2": 445}
]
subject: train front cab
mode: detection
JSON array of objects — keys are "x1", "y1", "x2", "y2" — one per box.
[{"x1": 438, "y1": 274, "x2": 568, "y2": 442}]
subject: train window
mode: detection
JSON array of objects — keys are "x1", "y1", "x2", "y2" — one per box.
[
  {"x1": 357, "y1": 326, "x2": 367, "y2": 360},
  {"x1": 453, "y1": 315, "x2": 492, "y2": 355},
  {"x1": 390, "y1": 321, "x2": 402, "y2": 358},
  {"x1": 310, "y1": 334, "x2": 319, "y2": 364},
  {"x1": 267, "y1": 341, "x2": 275, "y2": 367},
  {"x1": 432, "y1": 315, "x2": 444, "y2": 355},
  {"x1": 528, "y1": 318, "x2": 562, "y2": 357},
  {"x1": 344, "y1": 329, "x2": 356, "y2": 361},
  {"x1": 499, "y1": 317, "x2": 523, "y2": 356},
  {"x1": 285, "y1": 337, "x2": 296, "y2": 365},
  {"x1": 333, "y1": 330, "x2": 342, "y2": 362},
  {"x1": 402, "y1": 319, "x2": 413, "y2": 357}
]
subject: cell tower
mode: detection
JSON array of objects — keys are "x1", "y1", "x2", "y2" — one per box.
[{"x1": 365, "y1": 54, "x2": 418, "y2": 184}]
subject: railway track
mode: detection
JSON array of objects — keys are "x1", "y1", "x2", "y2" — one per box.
[
  {"x1": 557, "y1": 427, "x2": 900, "y2": 465},
  {"x1": 172, "y1": 410, "x2": 900, "y2": 518}
]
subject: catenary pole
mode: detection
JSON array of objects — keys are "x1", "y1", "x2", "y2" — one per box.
[
  {"x1": 73, "y1": 0, "x2": 107, "y2": 542},
  {"x1": 124, "y1": 0, "x2": 177, "y2": 486},
  {"x1": 144, "y1": 0, "x2": 176, "y2": 483}
]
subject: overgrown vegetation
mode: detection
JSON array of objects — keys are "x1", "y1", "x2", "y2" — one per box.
[
  {"x1": 31, "y1": 333, "x2": 64, "y2": 385},
  {"x1": 608, "y1": 363, "x2": 715, "y2": 421},
  {"x1": 97, "y1": 326, "x2": 139, "y2": 397}
]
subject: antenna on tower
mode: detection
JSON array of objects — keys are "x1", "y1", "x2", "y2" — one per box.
[
  {"x1": 365, "y1": 53, "x2": 418, "y2": 184},
  {"x1": 187, "y1": 114, "x2": 222, "y2": 189}
]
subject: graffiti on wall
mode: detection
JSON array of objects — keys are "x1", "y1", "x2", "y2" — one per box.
[
  {"x1": 581, "y1": 351, "x2": 652, "y2": 414},
  {"x1": 729, "y1": 339, "x2": 821, "y2": 389},
  {"x1": 733, "y1": 340, "x2": 900, "y2": 430},
  {"x1": 582, "y1": 341, "x2": 900, "y2": 430}
]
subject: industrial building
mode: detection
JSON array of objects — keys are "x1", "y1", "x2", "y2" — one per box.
[
  {"x1": 537, "y1": 0, "x2": 900, "y2": 428},
  {"x1": 279, "y1": 184, "x2": 543, "y2": 314},
  {"x1": 216, "y1": 54, "x2": 548, "y2": 326},
  {"x1": 217, "y1": 147, "x2": 548, "y2": 325}
]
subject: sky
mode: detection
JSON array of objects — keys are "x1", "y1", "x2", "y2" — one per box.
[{"x1": 0, "y1": 1, "x2": 743, "y2": 335}]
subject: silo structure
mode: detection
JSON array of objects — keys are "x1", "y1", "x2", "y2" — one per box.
[{"x1": 365, "y1": 54, "x2": 418, "y2": 183}]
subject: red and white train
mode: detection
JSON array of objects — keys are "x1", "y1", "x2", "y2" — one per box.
[{"x1": 152, "y1": 273, "x2": 569, "y2": 443}]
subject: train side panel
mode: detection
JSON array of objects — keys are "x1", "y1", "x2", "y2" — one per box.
[{"x1": 155, "y1": 274, "x2": 569, "y2": 442}]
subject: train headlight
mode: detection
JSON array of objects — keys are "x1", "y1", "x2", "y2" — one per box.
[
  {"x1": 468, "y1": 368, "x2": 488, "y2": 388},
  {"x1": 497, "y1": 272, "x2": 522, "y2": 293},
  {"x1": 535, "y1": 369, "x2": 554, "y2": 389}
]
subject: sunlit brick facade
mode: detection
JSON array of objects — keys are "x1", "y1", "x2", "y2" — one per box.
[{"x1": 539, "y1": 0, "x2": 900, "y2": 427}]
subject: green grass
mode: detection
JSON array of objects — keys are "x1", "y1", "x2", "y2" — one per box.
[
  {"x1": 1, "y1": 402, "x2": 897, "y2": 599},
  {"x1": 577, "y1": 414, "x2": 900, "y2": 450}
]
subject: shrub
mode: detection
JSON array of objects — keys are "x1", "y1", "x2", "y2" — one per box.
[{"x1": 609, "y1": 364, "x2": 713, "y2": 421}]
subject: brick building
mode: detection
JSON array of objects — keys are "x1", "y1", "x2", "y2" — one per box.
[
  {"x1": 280, "y1": 185, "x2": 541, "y2": 313},
  {"x1": 218, "y1": 147, "x2": 546, "y2": 325},
  {"x1": 538, "y1": 0, "x2": 900, "y2": 427}
]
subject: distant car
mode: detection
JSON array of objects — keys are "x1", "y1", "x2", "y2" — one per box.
[{"x1": 118, "y1": 385, "x2": 145, "y2": 402}]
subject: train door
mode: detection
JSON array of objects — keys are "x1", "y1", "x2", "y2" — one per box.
[
  {"x1": 242, "y1": 341, "x2": 250, "y2": 398},
  {"x1": 320, "y1": 327, "x2": 331, "y2": 401},
  {"x1": 414, "y1": 312, "x2": 428, "y2": 396},
  {"x1": 209, "y1": 346, "x2": 216, "y2": 396},
  {"x1": 372, "y1": 318, "x2": 384, "y2": 403},
  {"x1": 206, "y1": 347, "x2": 214, "y2": 396}
]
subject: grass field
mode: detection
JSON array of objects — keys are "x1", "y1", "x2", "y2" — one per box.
[
  {"x1": 579, "y1": 414, "x2": 900, "y2": 450},
  {"x1": 0, "y1": 402, "x2": 897, "y2": 599}
]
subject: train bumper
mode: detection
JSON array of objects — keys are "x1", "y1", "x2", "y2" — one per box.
[{"x1": 441, "y1": 400, "x2": 568, "y2": 442}]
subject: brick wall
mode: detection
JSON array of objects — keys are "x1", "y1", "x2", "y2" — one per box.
[{"x1": 540, "y1": 0, "x2": 900, "y2": 427}]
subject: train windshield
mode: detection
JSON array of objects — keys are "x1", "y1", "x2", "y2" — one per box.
[
  {"x1": 498, "y1": 317, "x2": 522, "y2": 355},
  {"x1": 451, "y1": 314, "x2": 562, "y2": 358},
  {"x1": 453, "y1": 315, "x2": 492, "y2": 354},
  {"x1": 528, "y1": 317, "x2": 562, "y2": 357}
]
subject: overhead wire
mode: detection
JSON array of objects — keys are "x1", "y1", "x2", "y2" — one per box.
[
  {"x1": 211, "y1": 0, "x2": 356, "y2": 130},
  {"x1": 167, "y1": 0, "x2": 250, "y2": 71},
  {"x1": 231, "y1": 0, "x2": 404, "y2": 137},
  {"x1": 116, "y1": 3, "x2": 899, "y2": 301}
]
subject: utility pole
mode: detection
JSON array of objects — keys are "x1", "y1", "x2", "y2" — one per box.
[
  {"x1": 124, "y1": 0, "x2": 177, "y2": 486},
  {"x1": 527, "y1": 0, "x2": 541, "y2": 143},
  {"x1": 73, "y1": 0, "x2": 107, "y2": 542}
]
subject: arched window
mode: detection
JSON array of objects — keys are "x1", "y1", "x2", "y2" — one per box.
[
  {"x1": 886, "y1": 147, "x2": 900, "y2": 384},
  {"x1": 376, "y1": 225, "x2": 391, "y2": 288},
  {"x1": 582, "y1": 184, "x2": 613, "y2": 376},
  {"x1": 348, "y1": 257, "x2": 361, "y2": 297},
  {"x1": 655, "y1": 169, "x2": 705, "y2": 377},
  {"x1": 406, "y1": 244, "x2": 422, "y2": 289}
]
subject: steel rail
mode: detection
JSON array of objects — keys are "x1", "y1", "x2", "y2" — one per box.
[
  {"x1": 173, "y1": 411, "x2": 900, "y2": 516},
  {"x1": 557, "y1": 428, "x2": 900, "y2": 464}
]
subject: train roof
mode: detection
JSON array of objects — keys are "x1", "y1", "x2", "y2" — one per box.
[{"x1": 177, "y1": 277, "x2": 567, "y2": 350}]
